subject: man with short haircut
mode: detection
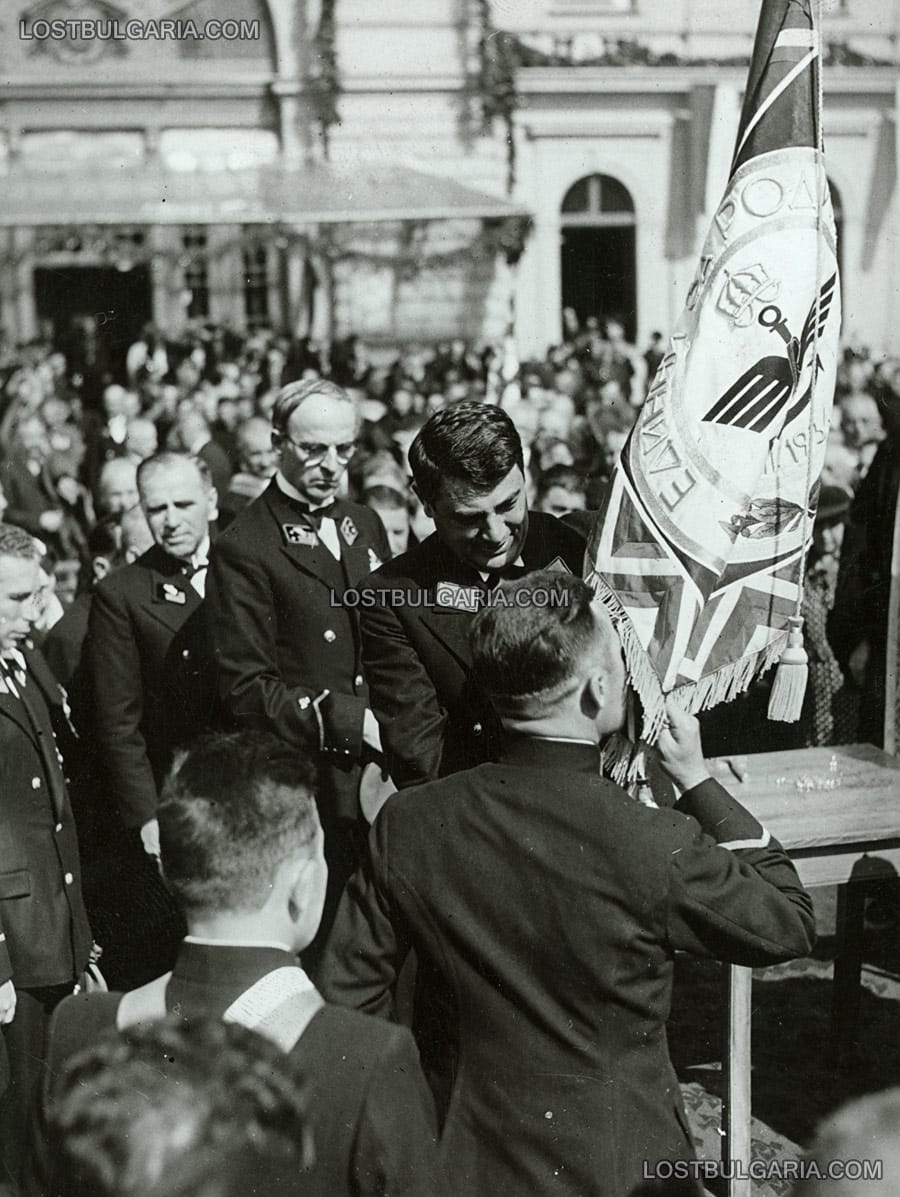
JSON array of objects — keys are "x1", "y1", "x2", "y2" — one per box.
[
  {"x1": 358, "y1": 401, "x2": 585, "y2": 788},
  {"x1": 220, "y1": 415, "x2": 277, "y2": 526},
  {"x1": 322, "y1": 572, "x2": 816, "y2": 1197},
  {"x1": 535, "y1": 464, "x2": 588, "y2": 519},
  {"x1": 0, "y1": 524, "x2": 92, "y2": 1186},
  {"x1": 363, "y1": 484, "x2": 410, "y2": 558},
  {"x1": 88, "y1": 452, "x2": 218, "y2": 857},
  {"x1": 207, "y1": 379, "x2": 390, "y2": 951},
  {"x1": 123, "y1": 415, "x2": 159, "y2": 464},
  {"x1": 94, "y1": 456, "x2": 139, "y2": 519},
  {"x1": 38, "y1": 733, "x2": 443, "y2": 1197}
]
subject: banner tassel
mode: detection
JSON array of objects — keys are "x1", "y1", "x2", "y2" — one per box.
[{"x1": 767, "y1": 616, "x2": 808, "y2": 722}]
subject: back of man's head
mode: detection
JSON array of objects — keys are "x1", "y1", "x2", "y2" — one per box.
[
  {"x1": 470, "y1": 571, "x2": 603, "y2": 719},
  {"x1": 158, "y1": 732, "x2": 320, "y2": 924},
  {"x1": 409, "y1": 401, "x2": 524, "y2": 506},
  {"x1": 48, "y1": 1015, "x2": 313, "y2": 1197}
]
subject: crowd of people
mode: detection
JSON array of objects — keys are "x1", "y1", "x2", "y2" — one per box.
[{"x1": 0, "y1": 315, "x2": 898, "y2": 1196}]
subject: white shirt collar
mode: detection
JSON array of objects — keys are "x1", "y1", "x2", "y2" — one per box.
[
  {"x1": 184, "y1": 934, "x2": 296, "y2": 955},
  {"x1": 275, "y1": 470, "x2": 336, "y2": 513},
  {"x1": 191, "y1": 534, "x2": 211, "y2": 569}
]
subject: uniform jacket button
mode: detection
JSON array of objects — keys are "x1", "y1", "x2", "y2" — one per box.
[
  {"x1": 354, "y1": 674, "x2": 364, "y2": 688},
  {"x1": 31, "y1": 777, "x2": 41, "y2": 789},
  {"x1": 472, "y1": 722, "x2": 483, "y2": 735},
  {"x1": 323, "y1": 629, "x2": 336, "y2": 643},
  {"x1": 64, "y1": 872, "x2": 74, "y2": 885},
  {"x1": 182, "y1": 649, "x2": 191, "y2": 659},
  {"x1": 55, "y1": 823, "x2": 63, "y2": 833}
]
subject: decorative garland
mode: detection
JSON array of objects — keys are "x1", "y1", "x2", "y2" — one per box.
[
  {"x1": 470, "y1": 0, "x2": 520, "y2": 194},
  {"x1": 509, "y1": 30, "x2": 893, "y2": 70},
  {"x1": 0, "y1": 216, "x2": 533, "y2": 274},
  {"x1": 309, "y1": 0, "x2": 341, "y2": 155}
]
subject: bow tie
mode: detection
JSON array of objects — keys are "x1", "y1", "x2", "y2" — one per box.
[
  {"x1": 179, "y1": 558, "x2": 208, "y2": 597},
  {"x1": 292, "y1": 500, "x2": 337, "y2": 530}
]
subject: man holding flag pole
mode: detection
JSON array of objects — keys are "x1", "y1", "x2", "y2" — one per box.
[{"x1": 586, "y1": 0, "x2": 840, "y2": 782}]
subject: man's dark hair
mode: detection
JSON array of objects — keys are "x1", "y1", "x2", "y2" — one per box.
[
  {"x1": 158, "y1": 732, "x2": 319, "y2": 918},
  {"x1": 470, "y1": 571, "x2": 601, "y2": 717},
  {"x1": 536, "y1": 465, "x2": 587, "y2": 504},
  {"x1": 408, "y1": 401, "x2": 524, "y2": 505},
  {"x1": 48, "y1": 1016, "x2": 313, "y2": 1197}
]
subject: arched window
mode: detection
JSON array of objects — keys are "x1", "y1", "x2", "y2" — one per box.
[{"x1": 560, "y1": 173, "x2": 637, "y2": 340}]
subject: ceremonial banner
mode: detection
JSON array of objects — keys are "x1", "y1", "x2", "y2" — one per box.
[{"x1": 586, "y1": 0, "x2": 840, "y2": 773}]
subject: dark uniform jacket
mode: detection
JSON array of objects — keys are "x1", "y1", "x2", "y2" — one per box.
[
  {"x1": 0, "y1": 648, "x2": 91, "y2": 990},
  {"x1": 358, "y1": 511, "x2": 586, "y2": 787},
  {"x1": 207, "y1": 479, "x2": 390, "y2": 826},
  {"x1": 87, "y1": 544, "x2": 218, "y2": 829},
  {"x1": 321, "y1": 736, "x2": 816, "y2": 1197},
  {"x1": 34, "y1": 942, "x2": 443, "y2": 1197}
]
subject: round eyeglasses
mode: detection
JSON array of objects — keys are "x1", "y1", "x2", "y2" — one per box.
[{"x1": 281, "y1": 435, "x2": 357, "y2": 465}]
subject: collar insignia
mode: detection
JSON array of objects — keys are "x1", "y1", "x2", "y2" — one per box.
[
  {"x1": 282, "y1": 523, "x2": 318, "y2": 547},
  {"x1": 157, "y1": 582, "x2": 187, "y2": 605},
  {"x1": 340, "y1": 516, "x2": 358, "y2": 546},
  {"x1": 435, "y1": 581, "x2": 481, "y2": 612}
]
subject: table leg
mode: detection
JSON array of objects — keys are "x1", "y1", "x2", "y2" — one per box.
[
  {"x1": 722, "y1": 964, "x2": 753, "y2": 1197},
  {"x1": 832, "y1": 882, "x2": 866, "y2": 1054}
]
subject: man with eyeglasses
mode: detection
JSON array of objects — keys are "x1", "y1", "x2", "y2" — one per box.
[{"x1": 207, "y1": 379, "x2": 390, "y2": 959}]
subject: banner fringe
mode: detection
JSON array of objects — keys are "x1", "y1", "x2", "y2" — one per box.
[{"x1": 587, "y1": 568, "x2": 788, "y2": 784}]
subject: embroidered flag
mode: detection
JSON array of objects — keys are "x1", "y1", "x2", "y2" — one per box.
[{"x1": 585, "y1": 0, "x2": 840, "y2": 777}]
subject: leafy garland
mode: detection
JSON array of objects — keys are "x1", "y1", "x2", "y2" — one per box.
[
  {"x1": 471, "y1": 0, "x2": 520, "y2": 194},
  {"x1": 0, "y1": 217, "x2": 533, "y2": 274},
  {"x1": 309, "y1": 0, "x2": 341, "y2": 155}
]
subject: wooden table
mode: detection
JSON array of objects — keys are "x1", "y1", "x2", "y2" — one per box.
[{"x1": 711, "y1": 743, "x2": 900, "y2": 1197}]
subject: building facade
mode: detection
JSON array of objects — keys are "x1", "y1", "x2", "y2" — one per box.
[{"x1": 1, "y1": 0, "x2": 897, "y2": 362}]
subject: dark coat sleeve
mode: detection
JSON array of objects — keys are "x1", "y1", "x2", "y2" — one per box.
[
  {"x1": 663, "y1": 778, "x2": 816, "y2": 965},
  {"x1": 358, "y1": 582, "x2": 448, "y2": 788},
  {"x1": 352, "y1": 1025, "x2": 447, "y2": 1197},
  {"x1": 319, "y1": 815, "x2": 411, "y2": 1018},
  {"x1": 87, "y1": 580, "x2": 158, "y2": 828},
  {"x1": 207, "y1": 531, "x2": 368, "y2": 757}
]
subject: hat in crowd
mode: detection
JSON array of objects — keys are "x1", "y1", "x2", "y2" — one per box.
[{"x1": 815, "y1": 485, "x2": 852, "y2": 525}]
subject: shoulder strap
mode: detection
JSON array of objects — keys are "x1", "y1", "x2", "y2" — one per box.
[
  {"x1": 116, "y1": 971, "x2": 172, "y2": 1029},
  {"x1": 223, "y1": 966, "x2": 325, "y2": 1053}
]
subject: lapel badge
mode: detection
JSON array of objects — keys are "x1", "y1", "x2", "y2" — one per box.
[
  {"x1": 159, "y1": 582, "x2": 187, "y2": 605},
  {"x1": 340, "y1": 516, "x2": 358, "y2": 546},
  {"x1": 545, "y1": 556, "x2": 572, "y2": 574},
  {"x1": 282, "y1": 523, "x2": 318, "y2": 548},
  {"x1": 367, "y1": 548, "x2": 383, "y2": 572},
  {"x1": 435, "y1": 581, "x2": 481, "y2": 613}
]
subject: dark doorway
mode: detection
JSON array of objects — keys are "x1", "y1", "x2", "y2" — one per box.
[
  {"x1": 34, "y1": 265, "x2": 152, "y2": 383},
  {"x1": 561, "y1": 225, "x2": 637, "y2": 342}
]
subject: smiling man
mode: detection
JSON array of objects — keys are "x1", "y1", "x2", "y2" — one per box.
[
  {"x1": 358, "y1": 402, "x2": 585, "y2": 789},
  {"x1": 87, "y1": 453, "x2": 219, "y2": 859}
]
